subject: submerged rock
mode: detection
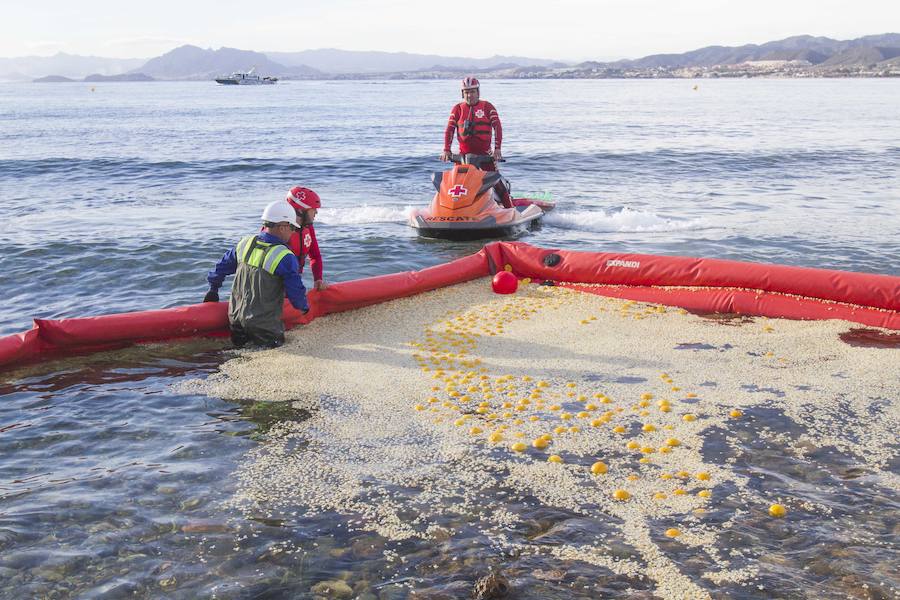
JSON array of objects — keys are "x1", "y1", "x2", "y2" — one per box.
[
  {"x1": 472, "y1": 570, "x2": 510, "y2": 599},
  {"x1": 310, "y1": 579, "x2": 354, "y2": 599}
]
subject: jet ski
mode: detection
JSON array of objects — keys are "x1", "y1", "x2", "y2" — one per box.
[{"x1": 408, "y1": 154, "x2": 554, "y2": 241}]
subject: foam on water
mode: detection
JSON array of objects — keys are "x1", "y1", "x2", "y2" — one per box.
[
  {"x1": 545, "y1": 206, "x2": 709, "y2": 233},
  {"x1": 317, "y1": 204, "x2": 413, "y2": 225}
]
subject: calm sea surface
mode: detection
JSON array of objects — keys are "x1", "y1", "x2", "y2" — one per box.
[{"x1": 0, "y1": 79, "x2": 898, "y2": 598}]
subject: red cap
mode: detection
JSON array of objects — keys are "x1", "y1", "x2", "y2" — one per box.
[{"x1": 286, "y1": 186, "x2": 321, "y2": 210}]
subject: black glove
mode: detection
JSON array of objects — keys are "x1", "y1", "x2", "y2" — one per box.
[{"x1": 203, "y1": 290, "x2": 220, "y2": 303}]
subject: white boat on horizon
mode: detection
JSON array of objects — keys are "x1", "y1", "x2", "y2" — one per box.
[{"x1": 215, "y1": 67, "x2": 277, "y2": 85}]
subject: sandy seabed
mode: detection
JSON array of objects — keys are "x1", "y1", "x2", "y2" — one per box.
[{"x1": 192, "y1": 279, "x2": 899, "y2": 599}]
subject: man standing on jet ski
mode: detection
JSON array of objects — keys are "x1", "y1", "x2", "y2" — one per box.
[{"x1": 440, "y1": 76, "x2": 512, "y2": 208}]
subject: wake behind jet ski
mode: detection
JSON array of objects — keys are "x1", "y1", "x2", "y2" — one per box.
[{"x1": 408, "y1": 154, "x2": 555, "y2": 241}]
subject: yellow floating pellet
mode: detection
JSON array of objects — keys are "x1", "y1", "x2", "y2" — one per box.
[
  {"x1": 590, "y1": 461, "x2": 608, "y2": 475},
  {"x1": 665, "y1": 528, "x2": 681, "y2": 538}
]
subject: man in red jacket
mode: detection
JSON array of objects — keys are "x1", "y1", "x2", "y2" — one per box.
[
  {"x1": 285, "y1": 186, "x2": 327, "y2": 291},
  {"x1": 440, "y1": 76, "x2": 511, "y2": 207}
]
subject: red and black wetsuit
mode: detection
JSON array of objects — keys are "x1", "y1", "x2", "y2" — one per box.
[
  {"x1": 443, "y1": 100, "x2": 510, "y2": 205},
  {"x1": 287, "y1": 224, "x2": 323, "y2": 283},
  {"x1": 443, "y1": 100, "x2": 502, "y2": 167}
]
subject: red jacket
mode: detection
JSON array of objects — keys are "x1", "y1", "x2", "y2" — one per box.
[
  {"x1": 287, "y1": 224, "x2": 323, "y2": 282},
  {"x1": 443, "y1": 100, "x2": 502, "y2": 156}
]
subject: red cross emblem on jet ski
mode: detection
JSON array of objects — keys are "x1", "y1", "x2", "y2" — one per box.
[{"x1": 448, "y1": 185, "x2": 468, "y2": 198}]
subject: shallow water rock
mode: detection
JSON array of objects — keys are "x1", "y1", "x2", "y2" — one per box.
[
  {"x1": 310, "y1": 579, "x2": 354, "y2": 599},
  {"x1": 472, "y1": 570, "x2": 510, "y2": 599},
  {"x1": 181, "y1": 521, "x2": 231, "y2": 534},
  {"x1": 352, "y1": 535, "x2": 385, "y2": 558},
  {"x1": 180, "y1": 497, "x2": 202, "y2": 510}
]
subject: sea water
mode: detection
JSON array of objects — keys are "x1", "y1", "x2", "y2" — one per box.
[{"x1": 0, "y1": 79, "x2": 898, "y2": 598}]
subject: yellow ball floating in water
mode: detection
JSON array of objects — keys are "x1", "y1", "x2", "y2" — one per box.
[
  {"x1": 590, "y1": 461, "x2": 608, "y2": 475},
  {"x1": 640, "y1": 393, "x2": 654, "y2": 400},
  {"x1": 612, "y1": 426, "x2": 626, "y2": 434},
  {"x1": 626, "y1": 441, "x2": 640, "y2": 450},
  {"x1": 665, "y1": 528, "x2": 681, "y2": 538},
  {"x1": 682, "y1": 414, "x2": 697, "y2": 422},
  {"x1": 488, "y1": 432, "x2": 503, "y2": 443},
  {"x1": 510, "y1": 442, "x2": 527, "y2": 452},
  {"x1": 673, "y1": 489, "x2": 687, "y2": 496},
  {"x1": 697, "y1": 490, "x2": 711, "y2": 498},
  {"x1": 532, "y1": 437, "x2": 549, "y2": 449},
  {"x1": 642, "y1": 424, "x2": 656, "y2": 432},
  {"x1": 665, "y1": 438, "x2": 681, "y2": 447},
  {"x1": 653, "y1": 492, "x2": 667, "y2": 500},
  {"x1": 729, "y1": 409, "x2": 743, "y2": 418},
  {"x1": 696, "y1": 472, "x2": 711, "y2": 481},
  {"x1": 612, "y1": 489, "x2": 631, "y2": 501},
  {"x1": 469, "y1": 426, "x2": 483, "y2": 435},
  {"x1": 547, "y1": 455, "x2": 563, "y2": 464},
  {"x1": 769, "y1": 503, "x2": 787, "y2": 518},
  {"x1": 590, "y1": 419, "x2": 604, "y2": 427},
  {"x1": 414, "y1": 404, "x2": 425, "y2": 411}
]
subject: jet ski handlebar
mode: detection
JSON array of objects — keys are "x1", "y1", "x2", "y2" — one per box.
[{"x1": 449, "y1": 153, "x2": 505, "y2": 166}]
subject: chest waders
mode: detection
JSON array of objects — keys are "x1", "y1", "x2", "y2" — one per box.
[{"x1": 228, "y1": 235, "x2": 293, "y2": 348}]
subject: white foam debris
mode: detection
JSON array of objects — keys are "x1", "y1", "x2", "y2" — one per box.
[{"x1": 189, "y1": 278, "x2": 899, "y2": 598}]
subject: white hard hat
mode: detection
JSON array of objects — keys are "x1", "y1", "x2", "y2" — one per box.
[{"x1": 261, "y1": 200, "x2": 301, "y2": 228}]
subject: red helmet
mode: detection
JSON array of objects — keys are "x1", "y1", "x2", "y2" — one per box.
[
  {"x1": 461, "y1": 76, "x2": 480, "y2": 91},
  {"x1": 286, "y1": 186, "x2": 321, "y2": 210}
]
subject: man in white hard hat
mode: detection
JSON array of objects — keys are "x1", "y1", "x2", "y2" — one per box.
[{"x1": 204, "y1": 200, "x2": 310, "y2": 348}]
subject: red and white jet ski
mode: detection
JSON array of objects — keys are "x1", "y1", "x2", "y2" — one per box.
[{"x1": 408, "y1": 154, "x2": 554, "y2": 241}]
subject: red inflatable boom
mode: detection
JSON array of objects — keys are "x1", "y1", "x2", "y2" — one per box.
[{"x1": 2, "y1": 242, "x2": 898, "y2": 370}]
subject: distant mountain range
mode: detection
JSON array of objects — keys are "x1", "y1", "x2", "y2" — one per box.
[
  {"x1": 0, "y1": 53, "x2": 145, "y2": 82},
  {"x1": 266, "y1": 48, "x2": 567, "y2": 74},
  {"x1": 605, "y1": 33, "x2": 900, "y2": 69},
  {"x1": 3, "y1": 33, "x2": 898, "y2": 82}
]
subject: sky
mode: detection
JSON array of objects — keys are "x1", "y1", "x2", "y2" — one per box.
[{"x1": 4, "y1": 0, "x2": 899, "y2": 61}]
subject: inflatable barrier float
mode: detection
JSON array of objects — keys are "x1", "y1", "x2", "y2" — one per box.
[{"x1": 2, "y1": 242, "x2": 898, "y2": 371}]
